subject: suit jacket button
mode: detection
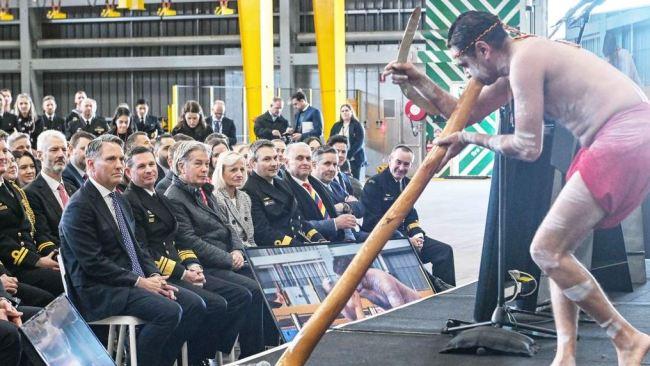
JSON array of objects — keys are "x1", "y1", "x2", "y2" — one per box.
[{"x1": 232, "y1": 220, "x2": 236, "y2": 224}]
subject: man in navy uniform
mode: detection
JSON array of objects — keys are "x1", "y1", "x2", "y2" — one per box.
[
  {"x1": 65, "y1": 98, "x2": 108, "y2": 139},
  {"x1": 362, "y1": 144, "x2": 456, "y2": 287},
  {"x1": 243, "y1": 139, "x2": 324, "y2": 246},
  {"x1": 132, "y1": 99, "x2": 163, "y2": 140}
]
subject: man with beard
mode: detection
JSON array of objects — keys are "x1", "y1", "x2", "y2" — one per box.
[
  {"x1": 62, "y1": 131, "x2": 95, "y2": 191},
  {"x1": 153, "y1": 133, "x2": 174, "y2": 186}
]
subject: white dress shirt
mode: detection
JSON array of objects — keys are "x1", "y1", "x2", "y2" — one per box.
[{"x1": 41, "y1": 172, "x2": 65, "y2": 207}]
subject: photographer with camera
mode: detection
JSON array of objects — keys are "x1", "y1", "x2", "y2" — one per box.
[{"x1": 253, "y1": 98, "x2": 292, "y2": 141}]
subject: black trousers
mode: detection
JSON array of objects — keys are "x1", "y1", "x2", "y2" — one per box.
[
  {"x1": 172, "y1": 274, "x2": 249, "y2": 362},
  {"x1": 0, "y1": 321, "x2": 21, "y2": 366},
  {"x1": 419, "y1": 236, "x2": 456, "y2": 286},
  {"x1": 205, "y1": 265, "x2": 273, "y2": 358},
  {"x1": 13, "y1": 268, "x2": 63, "y2": 298},
  {"x1": 16, "y1": 283, "x2": 54, "y2": 308},
  {"x1": 121, "y1": 286, "x2": 206, "y2": 366}
]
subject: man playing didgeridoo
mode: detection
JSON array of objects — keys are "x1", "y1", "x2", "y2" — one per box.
[{"x1": 382, "y1": 10, "x2": 650, "y2": 366}]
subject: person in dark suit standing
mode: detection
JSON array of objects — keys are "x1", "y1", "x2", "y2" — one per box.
[
  {"x1": 284, "y1": 143, "x2": 357, "y2": 242},
  {"x1": 253, "y1": 98, "x2": 290, "y2": 141},
  {"x1": 58, "y1": 134, "x2": 206, "y2": 366},
  {"x1": 171, "y1": 100, "x2": 212, "y2": 142},
  {"x1": 164, "y1": 141, "x2": 266, "y2": 357},
  {"x1": 361, "y1": 145, "x2": 456, "y2": 287},
  {"x1": 132, "y1": 99, "x2": 163, "y2": 140},
  {"x1": 205, "y1": 100, "x2": 237, "y2": 148},
  {"x1": 290, "y1": 91, "x2": 323, "y2": 142},
  {"x1": 25, "y1": 130, "x2": 76, "y2": 254},
  {"x1": 242, "y1": 140, "x2": 325, "y2": 246},
  {"x1": 35, "y1": 96, "x2": 65, "y2": 135},
  {"x1": 123, "y1": 146, "x2": 249, "y2": 363},
  {"x1": 0, "y1": 135, "x2": 63, "y2": 299},
  {"x1": 65, "y1": 98, "x2": 108, "y2": 139},
  {"x1": 62, "y1": 131, "x2": 94, "y2": 191},
  {"x1": 330, "y1": 104, "x2": 366, "y2": 179}
]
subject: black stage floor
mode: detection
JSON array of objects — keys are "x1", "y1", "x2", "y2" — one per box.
[{"x1": 232, "y1": 265, "x2": 650, "y2": 365}]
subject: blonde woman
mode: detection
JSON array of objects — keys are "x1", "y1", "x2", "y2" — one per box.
[
  {"x1": 212, "y1": 151, "x2": 256, "y2": 247},
  {"x1": 14, "y1": 93, "x2": 38, "y2": 146}
]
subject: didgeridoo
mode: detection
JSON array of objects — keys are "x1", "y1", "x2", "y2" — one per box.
[{"x1": 276, "y1": 78, "x2": 485, "y2": 366}]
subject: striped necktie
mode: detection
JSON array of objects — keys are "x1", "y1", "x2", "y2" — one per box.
[
  {"x1": 108, "y1": 192, "x2": 145, "y2": 277},
  {"x1": 303, "y1": 182, "x2": 329, "y2": 219}
]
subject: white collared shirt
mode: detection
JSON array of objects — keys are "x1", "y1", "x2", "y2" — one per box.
[
  {"x1": 41, "y1": 172, "x2": 65, "y2": 207},
  {"x1": 88, "y1": 177, "x2": 118, "y2": 225},
  {"x1": 291, "y1": 174, "x2": 311, "y2": 195}
]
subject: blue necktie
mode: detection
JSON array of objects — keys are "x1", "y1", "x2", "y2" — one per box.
[
  {"x1": 330, "y1": 180, "x2": 347, "y2": 203},
  {"x1": 109, "y1": 192, "x2": 145, "y2": 277},
  {"x1": 213, "y1": 120, "x2": 221, "y2": 133}
]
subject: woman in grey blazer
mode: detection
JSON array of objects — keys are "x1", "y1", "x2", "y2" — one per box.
[{"x1": 213, "y1": 151, "x2": 256, "y2": 247}]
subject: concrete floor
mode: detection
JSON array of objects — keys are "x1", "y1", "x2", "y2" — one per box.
[{"x1": 414, "y1": 178, "x2": 491, "y2": 286}]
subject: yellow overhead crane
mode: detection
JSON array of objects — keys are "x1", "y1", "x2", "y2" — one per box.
[{"x1": 46, "y1": 0, "x2": 67, "y2": 20}]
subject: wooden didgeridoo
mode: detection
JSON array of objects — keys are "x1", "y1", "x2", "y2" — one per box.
[{"x1": 275, "y1": 78, "x2": 485, "y2": 366}]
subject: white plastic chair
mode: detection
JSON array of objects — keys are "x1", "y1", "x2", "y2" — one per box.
[{"x1": 57, "y1": 254, "x2": 188, "y2": 366}]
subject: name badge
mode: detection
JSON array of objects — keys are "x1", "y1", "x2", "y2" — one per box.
[
  {"x1": 147, "y1": 210, "x2": 156, "y2": 223},
  {"x1": 263, "y1": 197, "x2": 275, "y2": 206},
  {"x1": 0, "y1": 204, "x2": 7, "y2": 211},
  {"x1": 383, "y1": 194, "x2": 394, "y2": 201}
]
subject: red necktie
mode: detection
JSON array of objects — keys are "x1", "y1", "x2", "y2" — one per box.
[
  {"x1": 199, "y1": 188, "x2": 209, "y2": 206},
  {"x1": 57, "y1": 183, "x2": 69, "y2": 208},
  {"x1": 303, "y1": 183, "x2": 329, "y2": 219}
]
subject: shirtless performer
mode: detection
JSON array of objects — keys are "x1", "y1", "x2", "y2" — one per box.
[{"x1": 382, "y1": 10, "x2": 650, "y2": 366}]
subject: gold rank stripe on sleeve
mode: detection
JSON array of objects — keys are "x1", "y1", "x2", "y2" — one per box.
[
  {"x1": 275, "y1": 235, "x2": 293, "y2": 246},
  {"x1": 155, "y1": 256, "x2": 176, "y2": 277},
  {"x1": 37, "y1": 241, "x2": 56, "y2": 253},
  {"x1": 407, "y1": 221, "x2": 421, "y2": 231},
  {"x1": 177, "y1": 250, "x2": 197, "y2": 261},
  {"x1": 305, "y1": 229, "x2": 318, "y2": 241},
  {"x1": 11, "y1": 248, "x2": 28, "y2": 266}
]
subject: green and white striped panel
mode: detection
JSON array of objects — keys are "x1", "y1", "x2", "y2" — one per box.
[{"x1": 418, "y1": 0, "x2": 521, "y2": 177}]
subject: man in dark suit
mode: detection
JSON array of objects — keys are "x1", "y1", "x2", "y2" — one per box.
[
  {"x1": 327, "y1": 135, "x2": 356, "y2": 197},
  {"x1": 64, "y1": 90, "x2": 87, "y2": 130},
  {"x1": 65, "y1": 98, "x2": 108, "y2": 139},
  {"x1": 0, "y1": 136, "x2": 63, "y2": 298},
  {"x1": 285, "y1": 143, "x2": 357, "y2": 242},
  {"x1": 59, "y1": 135, "x2": 206, "y2": 366},
  {"x1": 253, "y1": 98, "x2": 290, "y2": 141},
  {"x1": 25, "y1": 130, "x2": 76, "y2": 254},
  {"x1": 132, "y1": 99, "x2": 163, "y2": 140},
  {"x1": 124, "y1": 146, "x2": 249, "y2": 362},
  {"x1": 62, "y1": 131, "x2": 95, "y2": 191},
  {"x1": 242, "y1": 139, "x2": 324, "y2": 246},
  {"x1": 0, "y1": 279, "x2": 29, "y2": 366},
  {"x1": 205, "y1": 100, "x2": 236, "y2": 148},
  {"x1": 290, "y1": 90, "x2": 323, "y2": 142},
  {"x1": 362, "y1": 145, "x2": 456, "y2": 287},
  {"x1": 153, "y1": 133, "x2": 174, "y2": 186},
  {"x1": 164, "y1": 141, "x2": 266, "y2": 356},
  {"x1": 34, "y1": 96, "x2": 65, "y2": 136}
]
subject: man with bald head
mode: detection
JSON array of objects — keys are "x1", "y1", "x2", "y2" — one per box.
[{"x1": 206, "y1": 100, "x2": 237, "y2": 148}]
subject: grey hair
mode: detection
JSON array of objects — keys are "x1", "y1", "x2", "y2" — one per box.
[
  {"x1": 7, "y1": 132, "x2": 30, "y2": 148},
  {"x1": 285, "y1": 142, "x2": 310, "y2": 159},
  {"x1": 312, "y1": 145, "x2": 337, "y2": 163},
  {"x1": 85, "y1": 134, "x2": 124, "y2": 161},
  {"x1": 36, "y1": 130, "x2": 66, "y2": 152},
  {"x1": 172, "y1": 141, "x2": 210, "y2": 175}
]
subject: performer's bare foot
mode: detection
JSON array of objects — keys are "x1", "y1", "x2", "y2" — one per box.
[{"x1": 614, "y1": 331, "x2": 650, "y2": 366}]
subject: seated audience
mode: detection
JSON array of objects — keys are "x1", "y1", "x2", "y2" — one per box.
[
  {"x1": 164, "y1": 141, "x2": 266, "y2": 357},
  {"x1": 207, "y1": 138, "x2": 229, "y2": 179},
  {"x1": 0, "y1": 280, "x2": 27, "y2": 366},
  {"x1": 362, "y1": 145, "x2": 456, "y2": 288},
  {"x1": 124, "y1": 131, "x2": 152, "y2": 154},
  {"x1": 311, "y1": 146, "x2": 365, "y2": 219},
  {"x1": 330, "y1": 104, "x2": 366, "y2": 179},
  {"x1": 341, "y1": 160, "x2": 364, "y2": 199},
  {"x1": 13, "y1": 94, "x2": 38, "y2": 148},
  {"x1": 108, "y1": 106, "x2": 134, "y2": 144},
  {"x1": 6, "y1": 133, "x2": 31, "y2": 154},
  {"x1": 234, "y1": 143, "x2": 252, "y2": 174},
  {"x1": 171, "y1": 100, "x2": 212, "y2": 142},
  {"x1": 59, "y1": 135, "x2": 206, "y2": 366},
  {"x1": 253, "y1": 98, "x2": 289, "y2": 141},
  {"x1": 205, "y1": 100, "x2": 236, "y2": 148},
  {"x1": 153, "y1": 133, "x2": 175, "y2": 185},
  {"x1": 25, "y1": 130, "x2": 76, "y2": 253},
  {"x1": 0, "y1": 90, "x2": 17, "y2": 134},
  {"x1": 305, "y1": 136, "x2": 323, "y2": 152},
  {"x1": 64, "y1": 90, "x2": 87, "y2": 127},
  {"x1": 0, "y1": 135, "x2": 63, "y2": 300},
  {"x1": 123, "y1": 146, "x2": 247, "y2": 363},
  {"x1": 1, "y1": 153, "x2": 17, "y2": 183},
  {"x1": 243, "y1": 139, "x2": 324, "y2": 246},
  {"x1": 155, "y1": 140, "x2": 187, "y2": 195},
  {"x1": 271, "y1": 138, "x2": 287, "y2": 178},
  {"x1": 65, "y1": 98, "x2": 108, "y2": 139},
  {"x1": 35, "y1": 96, "x2": 65, "y2": 138},
  {"x1": 212, "y1": 151, "x2": 256, "y2": 247},
  {"x1": 327, "y1": 135, "x2": 356, "y2": 198},
  {"x1": 0, "y1": 89, "x2": 11, "y2": 114},
  {"x1": 12, "y1": 151, "x2": 37, "y2": 188},
  {"x1": 132, "y1": 99, "x2": 163, "y2": 139},
  {"x1": 285, "y1": 143, "x2": 357, "y2": 242},
  {"x1": 62, "y1": 131, "x2": 95, "y2": 191}
]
